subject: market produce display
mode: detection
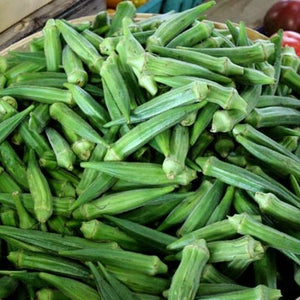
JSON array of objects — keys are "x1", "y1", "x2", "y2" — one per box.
[{"x1": 0, "y1": 1, "x2": 300, "y2": 299}]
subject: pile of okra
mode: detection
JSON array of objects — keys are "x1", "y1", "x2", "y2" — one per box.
[{"x1": 0, "y1": 0, "x2": 300, "y2": 299}]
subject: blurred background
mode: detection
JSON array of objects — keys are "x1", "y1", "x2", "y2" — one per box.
[{"x1": 0, "y1": 0, "x2": 289, "y2": 50}]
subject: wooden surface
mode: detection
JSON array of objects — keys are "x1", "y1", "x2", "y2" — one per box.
[
  {"x1": 206, "y1": 0, "x2": 278, "y2": 29},
  {"x1": 0, "y1": 0, "x2": 53, "y2": 33},
  {"x1": 0, "y1": 0, "x2": 106, "y2": 51}
]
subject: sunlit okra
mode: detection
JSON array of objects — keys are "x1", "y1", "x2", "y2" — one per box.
[{"x1": 42, "y1": 19, "x2": 62, "y2": 72}]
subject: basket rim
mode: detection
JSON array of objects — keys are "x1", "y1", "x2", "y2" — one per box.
[{"x1": 0, "y1": 13, "x2": 267, "y2": 56}]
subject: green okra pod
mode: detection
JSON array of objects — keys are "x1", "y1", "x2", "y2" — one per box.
[
  {"x1": 229, "y1": 213, "x2": 300, "y2": 254},
  {"x1": 201, "y1": 264, "x2": 235, "y2": 284},
  {"x1": 106, "y1": 265, "x2": 169, "y2": 295},
  {"x1": 181, "y1": 41, "x2": 275, "y2": 64},
  {"x1": 104, "y1": 215, "x2": 176, "y2": 253},
  {"x1": 150, "y1": 44, "x2": 243, "y2": 76},
  {"x1": 207, "y1": 235, "x2": 264, "y2": 263},
  {"x1": 167, "y1": 219, "x2": 237, "y2": 250},
  {"x1": 39, "y1": 272, "x2": 100, "y2": 300},
  {"x1": 166, "y1": 21, "x2": 214, "y2": 48},
  {"x1": 280, "y1": 66, "x2": 300, "y2": 94},
  {"x1": 162, "y1": 124, "x2": 189, "y2": 179},
  {"x1": 81, "y1": 29, "x2": 104, "y2": 48},
  {"x1": 28, "y1": 103, "x2": 50, "y2": 133},
  {"x1": 45, "y1": 127, "x2": 76, "y2": 171},
  {"x1": 0, "y1": 166, "x2": 22, "y2": 193},
  {"x1": 36, "y1": 288, "x2": 69, "y2": 300},
  {"x1": 104, "y1": 81, "x2": 208, "y2": 127},
  {"x1": 12, "y1": 191, "x2": 37, "y2": 229},
  {"x1": 72, "y1": 185, "x2": 175, "y2": 220},
  {"x1": 254, "y1": 192, "x2": 300, "y2": 228},
  {"x1": 0, "y1": 225, "x2": 119, "y2": 254},
  {"x1": 197, "y1": 283, "x2": 248, "y2": 296},
  {"x1": 49, "y1": 102, "x2": 109, "y2": 147},
  {"x1": 64, "y1": 83, "x2": 109, "y2": 131},
  {"x1": 147, "y1": 1, "x2": 215, "y2": 47},
  {"x1": 55, "y1": 19, "x2": 104, "y2": 73},
  {"x1": 119, "y1": 192, "x2": 190, "y2": 225},
  {"x1": 8, "y1": 249, "x2": 90, "y2": 279},
  {"x1": 106, "y1": 0, "x2": 136, "y2": 36},
  {"x1": 168, "y1": 239, "x2": 209, "y2": 300},
  {"x1": 43, "y1": 19, "x2": 62, "y2": 72},
  {"x1": 81, "y1": 161, "x2": 196, "y2": 186},
  {"x1": 195, "y1": 284, "x2": 282, "y2": 300},
  {"x1": 80, "y1": 219, "x2": 141, "y2": 251},
  {"x1": 177, "y1": 180, "x2": 226, "y2": 236},
  {"x1": 104, "y1": 103, "x2": 204, "y2": 161},
  {"x1": 0, "y1": 104, "x2": 34, "y2": 144},
  {"x1": 0, "y1": 276, "x2": 18, "y2": 299},
  {"x1": 62, "y1": 45, "x2": 88, "y2": 87},
  {"x1": 0, "y1": 98, "x2": 16, "y2": 121},
  {"x1": 157, "y1": 180, "x2": 213, "y2": 231},
  {"x1": 0, "y1": 85, "x2": 73, "y2": 105},
  {"x1": 196, "y1": 156, "x2": 300, "y2": 208},
  {"x1": 27, "y1": 149, "x2": 53, "y2": 223},
  {"x1": 221, "y1": 258, "x2": 252, "y2": 280},
  {"x1": 0, "y1": 141, "x2": 28, "y2": 190},
  {"x1": 0, "y1": 209, "x2": 18, "y2": 227},
  {"x1": 59, "y1": 247, "x2": 168, "y2": 276}
]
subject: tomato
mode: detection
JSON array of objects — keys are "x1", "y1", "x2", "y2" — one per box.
[
  {"x1": 282, "y1": 31, "x2": 300, "y2": 56},
  {"x1": 263, "y1": 0, "x2": 300, "y2": 36}
]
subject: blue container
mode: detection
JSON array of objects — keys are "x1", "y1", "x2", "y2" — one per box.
[{"x1": 137, "y1": 0, "x2": 204, "y2": 13}]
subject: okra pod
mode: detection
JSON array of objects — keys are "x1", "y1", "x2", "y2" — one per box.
[
  {"x1": 0, "y1": 209, "x2": 18, "y2": 227},
  {"x1": 0, "y1": 276, "x2": 18, "y2": 298},
  {"x1": 167, "y1": 219, "x2": 237, "y2": 250},
  {"x1": 228, "y1": 213, "x2": 300, "y2": 254},
  {"x1": 104, "y1": 103, "x2": 204, "y2": 161},
  {"x1": 12, "y1": 191, "x2": 37, "y2": 229},
  {"x1": 166, "y1": 21, "x2": 214, "y2": 48},
  {"x1": 147, "y1": 1, "x2": 215, "y2": 47},
  {"x1": 196, "y1": 156, "x2": 300, "y2": 207},
  {"x1": 254, "y1": 192, "x2": 300, "y2": 228},
  {"x1": 64, "y1": 83, "x2": 109, "y2": 131},
  {"x1": 0, "y1": 141, "x2": 28, "y2": 190},
  {"x1": 0, "y1": 166, "x2": 22, "y2": 192},
  {"x1": 36, "y1": 288, "x2": 69, "y2": 300},
  {"x1": 0, "y1": 98, "x2": 16, "y2": 121},
  {"x1": 73, "y1": 185, "x2": 175, "y2": 219},
  {"x1": 42, "y1": 19, "x2": 62, "y2": 72},
  {"x1": 0, "y1": 86, "x2": 73, "y2": 105},
  {"x1": 80, "y1": 219, "x2": 141, "y2": 251},
  {"x1": 150, "y1": 44, "x2": 243, "y2": 76},
  {"x1": 201, "y1": 264, "x2": 235, "y2": 284},
  {"x1": 45, "y1": 127, "x2": 76, "y2": 171},
  {"x1": 27, "y1": 149, "x2": 53, "y2": 223},
  {"x1": 62, "y1": 45, "x2": 88, "y2": 87},
  {"x1": 158, "y1": 180, "x2": 213, "y2": 231},
  {"x1": 56, "y1": 19, "x2": 104, "y2": 73},
  {"x1": 182, "y1": 41, "x2": 275, "y2": 64},
  {"x1": 8, "y1": 249, "x2": 90, "y2": 279},
  {"x1": 168, "y1": 239, "x2": 209, "y2": 300},
  {"x1": 197, "y1": 283, "x2": 248, "y2": 296},
  {"x1": 38, "y1": 272, "x2": 100, "y2": 300},
  {"x1": 0, "y1": 104, "x2": 34, "y2": 144},
  {"x1": 104, "y1": 215, "x2": 176, "y2": 253},
  {"x1": 59, "y1": 247, "x2": 168, "y2": 276},
  {"x1": 28, "y1": 103, "x2": 50, "y2": 133},
  {"x1": 177, "y1": 180, "x2": 225, "y2": 236},
  {"x1": 49, "y1": 102, "x2": 109, "y2": 147}
]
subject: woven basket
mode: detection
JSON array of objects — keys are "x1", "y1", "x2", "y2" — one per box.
[{"x1": 0, "y1": 13, "x2": 267, "y2": 56}]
